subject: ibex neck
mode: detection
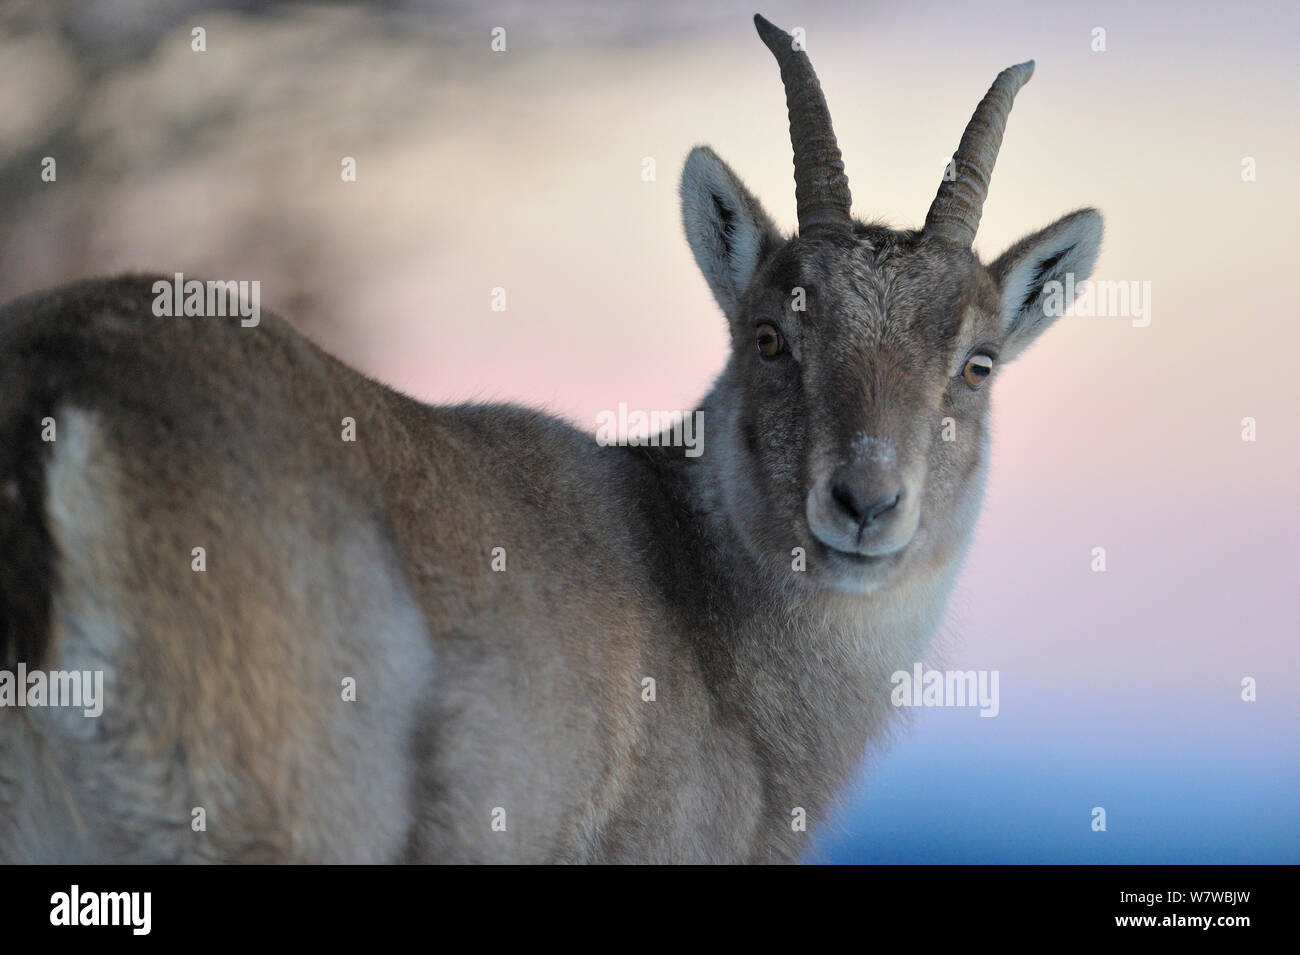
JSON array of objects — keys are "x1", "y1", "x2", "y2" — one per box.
[{"x1": 658, "y1": 374, "x2": 966, "y2": 852}]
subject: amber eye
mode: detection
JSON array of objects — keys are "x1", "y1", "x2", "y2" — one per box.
[
  {"x1": 962, "y1": 353, "x2": 994, "y2": 388},
  {"x1": 756, "y1": 324, "x2": 784, "y2": 359}
]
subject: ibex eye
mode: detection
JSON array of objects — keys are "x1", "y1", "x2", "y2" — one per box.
[
  {"x1": 756, "y1": 323, "x2": 784, "y2": 359},
  {"x1": 962, "y1": 353, "x2": 994, "y2": 388}
]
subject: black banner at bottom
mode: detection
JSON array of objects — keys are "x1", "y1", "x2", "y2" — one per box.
[{"x1": 2, "y1": 864, "x2": 1288, "y2": 941}]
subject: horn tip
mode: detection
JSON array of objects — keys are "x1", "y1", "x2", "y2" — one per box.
[
  {"x1": 753, "y1": 13, "x2": 786, "y2": 47},
  {"x1": 1009, "y1": 59, "x2": 1036, "y2": 82}
]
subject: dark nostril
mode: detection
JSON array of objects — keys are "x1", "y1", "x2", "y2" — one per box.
[
  {"x1": 830, "y1": 481, "x2": 900, "y2": 527},
  {"x1": 830, "y1": 481, "x2": 866, "y2": 523},
  {"x1": 867, "y1": 492, "x2": 902, "y2": 523}
]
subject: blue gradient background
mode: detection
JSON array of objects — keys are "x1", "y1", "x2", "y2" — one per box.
[{"x1": 813, "y1": 702, "x2": 1298, "y2": 863}]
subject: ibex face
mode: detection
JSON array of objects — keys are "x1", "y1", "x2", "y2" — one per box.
[
  {"x1": 731, "y1": 232, "x2": 1000, "y2": 595},
  {"x1": 683, "y1": 16, "x2": 1103, "y2": 593}
]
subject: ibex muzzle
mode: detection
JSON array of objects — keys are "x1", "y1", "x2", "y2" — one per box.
[
  {"x1": 806, "y1": 350, "x2": 931, "y2": 576},
  {"x1": 0, "y1": 14, "x2": 1102, "y2": 863}
]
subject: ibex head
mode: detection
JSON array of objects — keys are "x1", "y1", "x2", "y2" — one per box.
[{"x1": 682, "y1": 15, "x2": 1102, "y2": 594}]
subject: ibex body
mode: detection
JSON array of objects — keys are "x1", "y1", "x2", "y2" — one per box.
[{"x1": 0, "y1": 16, "x2": 1101, "y2": 863}]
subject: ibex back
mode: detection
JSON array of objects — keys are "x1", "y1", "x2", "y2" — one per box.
[{"x1": 0, "y1": 15, "x2": 1101, "y2": 863}]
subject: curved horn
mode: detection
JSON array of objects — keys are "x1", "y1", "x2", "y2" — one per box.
[
  {"x1": 924, "y1": 60, "x2": 1035, "y2": 247},
  {"x1": 754, "y1": 14, "x2": 852, "y2": 237}
]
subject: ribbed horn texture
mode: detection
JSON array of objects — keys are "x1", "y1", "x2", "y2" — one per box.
[
  {"x1": 753, "y1": 14, "x2": 852, "y2": 237},
  {"x1": 924, "y1": 60, "x2": 1035, "y2": 247}
]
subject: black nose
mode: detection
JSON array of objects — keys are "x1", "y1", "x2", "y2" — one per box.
[{"x1": 830, "y1": 475, "x2": 901, "y2": 527}]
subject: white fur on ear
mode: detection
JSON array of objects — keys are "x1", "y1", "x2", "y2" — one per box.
[
  {"x1": 680, "y1": 146, "x2": 778, "y2": 316},
  {"x1": 989, "y1": 208, "x2": 1103, "y2": 361}
]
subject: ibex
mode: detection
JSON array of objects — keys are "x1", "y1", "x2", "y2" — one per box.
[{"x1": 0, "y1": 15, "x2": 1101, "y2": 863}]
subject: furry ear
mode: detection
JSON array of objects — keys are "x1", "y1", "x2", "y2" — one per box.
[
  {"x1": 988, "y1": 208, "x2": 1103, "y2": 362},
  {"x1": 680, "y1": 146, "x2": 779, "y2": 317}
]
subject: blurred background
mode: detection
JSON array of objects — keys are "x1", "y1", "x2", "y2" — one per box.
[{"x1": 3, "y1": 0, "x2": 1295, "y2": 862}]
